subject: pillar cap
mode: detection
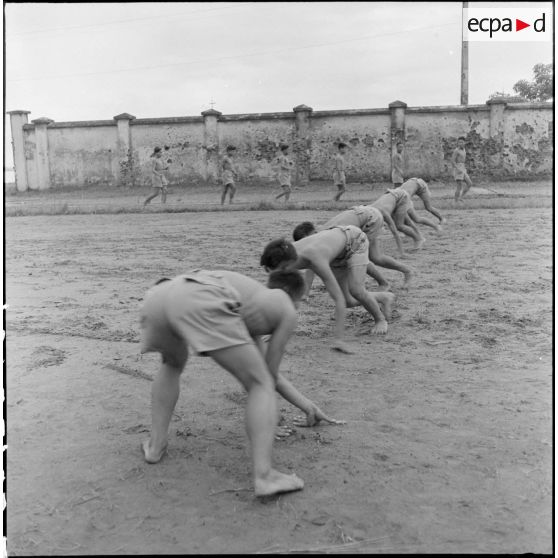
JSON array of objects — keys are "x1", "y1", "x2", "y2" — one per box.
[
  {"x1": 113, "y1": 112, "x2": 136, "y2": 121},
  {"x1": 388, "y1": 100, "x2": 407, "y2": 108},
  {"x1": 293, "y1": 104, "x2": 313, "y2": 113},
  {"x1": 31, "y1": 117, "x2": 54, "y2": 125},
  {"x1": 201, "y1": 108, "x2": 222, "y2": 117},
  {"x1": 7, "y1": 110, "x2": 31, "y2": 115}
]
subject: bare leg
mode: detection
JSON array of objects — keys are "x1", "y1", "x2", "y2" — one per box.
[
  {"x1": 368, "y1": 237, "x2": 412, "y2": 288},
  {"x1": 143, "y1": 351, "x2": 187, "y2": 463},
  {"x1": 365, "y1": 261, "x2": 389, "y2": 290},
  {"x1": 461, "y1": 174, "x2": 473, "y2": 198},
  {"x1": 221, "y1": 184, "x2": 229, "y2": 205},
  {"x1": 208, "y1": 344, "x2": 304, "y2": 497},
  {"x1": 428, "y1": 205, "x2": 445, "y2": 224},
  {"x1": 144, "y1": 189, "x2": 160, "y2": 206},
  {"x1": 395, "y1": 212, "x2": 424, "y2": 246},
  {"x1": 161, "y1": 187, "x2": 168, "y2": 204},
  {"x1": 408, "y1": 207, "x2": 441, "y2": 232},
  {"x1": 333, "y1": 184, "x2": 346, "y2": 201},
  {"x1": 454, "y1": 181, "x2": 463, "y2": 202},
  {"x1": 339, "y1": 265, "x2": 390, "y2": 334},
  {"x1": 229, "y1": 184, "x2": 236, "y2": 204}
]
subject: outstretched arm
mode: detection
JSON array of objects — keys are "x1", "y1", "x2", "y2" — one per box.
[
  {"x1": 275, "y1": 373, "x2": 345, "y2": 426},
  {"x1": 302, "y1": 269, "x2": 315, "y2": 299}
]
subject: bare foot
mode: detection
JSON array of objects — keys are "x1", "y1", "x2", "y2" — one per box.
[
  {"x1": 375, "y1": 281, "x2": 390, "y2": 292},
  {"x1": 141, "y1": 440, "x2": 168, "y2": 464},
  {"x1": 255, "y1": 469, "x2": 304, "y2": 497},
  {"x1": 376, "y1": 292, "x2": 395, "y2": 321},
  {"x1": 403, "y1": 269, "x2": 413, "y2": 289},
  {"x1": 413, "y1": 238, "x2": 425, "y2": 250},
  {"x1": 440, "y1": 217, "x2": 447, "y2": 225},
  {"x1": 435, "y1": 224, "x2": 443, "y2": 233},
  {"x1": 371, "y1": 319, "x2": 388, "y2": 334}
]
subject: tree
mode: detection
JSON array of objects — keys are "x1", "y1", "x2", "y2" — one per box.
[{"x1": 512, "y1": 63, "x2": 553, "y2": 102}]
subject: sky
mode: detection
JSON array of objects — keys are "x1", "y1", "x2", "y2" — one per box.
[{"x1": 3, "y1": 1, "x2": 554, "y2": 168}]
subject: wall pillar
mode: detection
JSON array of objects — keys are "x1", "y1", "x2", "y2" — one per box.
[
  {"x1": 31, "y1": 117, "x2": 54, "y2": 190},
  {"x1": 202, "y1": 108, "x2": 222, "y2": 182},
  {"x1": 293, "y1": 104, "x2": 313, "y2": 186},
  {"x1": 389, "y1": 100, "x2": 407, "y2": 180},
  {"x1": 486, "y1": 98, "x2": 507, "y2": 171},
  {"x1": 8, "y1": 110, "x2": 31, "y2": 192},
  {"x1": 113, "y1": 113, "x2": 136, "y2": 186}
]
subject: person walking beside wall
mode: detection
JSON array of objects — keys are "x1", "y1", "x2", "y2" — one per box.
[{"x1": 144, "y1": 147, "x2": 170, "y2": 206}]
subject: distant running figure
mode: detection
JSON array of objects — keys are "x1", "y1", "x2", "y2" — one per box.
[
  {"x1": 221, "y1": 145, "x2": 237, "y2": 205},
  {"x1": 144, "y1": 147, "x2": 169, "y2": 205},
  {"x1": 391, "y1": 142, "x2": 405, "y2": 187},
  {"x1": 275, "y1": 144, "x2": 294, "y2": 203},
  {"x1": 333, "y1": 142, "x2": 348, "y2": 201},
  {"x1": 451, "y1": 137, "x2": 473, "y2": 202}
]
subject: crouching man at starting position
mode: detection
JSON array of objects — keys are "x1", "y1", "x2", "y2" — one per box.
[
  {"x1": 139, "y1": 269, "x2": 344, "y2": 498},
  {"x1": 260, "y1": 227, "x2": 394, "y2": 355}
]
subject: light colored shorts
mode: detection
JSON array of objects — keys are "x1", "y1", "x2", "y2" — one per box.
[
  {"x1": 222, "y1": 170, "x2": 235, "y2": 185},
  {"x1": 333, "y1": 170, "x2": 346, "y2": 187},
  {"x1": 453, "y1": 163, "x2": 469, "y2": 181},
  {"x1": 350, "y1": 205, "x2": 384, "y2": 241},
  {"x1": 329, "y1": 225, "x2": 369, "y2": 269},
  {"x1": 391, "y1": 168, "x2": 404, "y2": 184},
  {"x1": 278, "y1": 172, "x2": 292, "y2": 187},
  {"x1": 152, "y1": 174, "x2": 169, "y2": 188},
  {"x1": 139, "y1": 271, "x2": 253, "y2": 359}
]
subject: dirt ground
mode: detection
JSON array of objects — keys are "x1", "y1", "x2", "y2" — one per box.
[{"x1": 5, "y1": 196, "x2": 553, "y2": 553}]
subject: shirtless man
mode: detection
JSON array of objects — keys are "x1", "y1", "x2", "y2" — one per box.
[
  {"x1": 398, "y1": 177, "x2": 445, "y2": 232},
  {"x1": 221, "y1": 145, "x2": 237, "y2": 205},
  {"x1": 139, "y1": 269, "x2": 342, "y2": 498},
  {"x1": 371, "y1": 188, "x2": 425, "y2": 251},
  {"x1": 260, "y1": 228, "x2": 395, "y2": 354},
  {"x1": 451, "y1": 137, "x2": 473, "y2": 203}
]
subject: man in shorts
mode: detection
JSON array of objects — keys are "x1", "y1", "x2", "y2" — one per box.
[
  {"x1": 396, "y1": 177, "x2": 445, "y2": 234},
  {"x1": 144, "y1": 146, "x2": 170, "y2": 206},
  {"x1": 260, "y1": 228, "x2": 394, "y2": 355},
  {"x1": 391, "y1": 142, "x2": 405, "y2": 187},
  {"x1": 275, "y1": 144, "x2": 294, "y2": 203},
  {"x1": 296, "y1": 204, "x2": 413, "y2": 289},
  {"x1": 139, "y1": 269, "x2": 342, "y2": 498},
  {"x1": 333, "y1": 142, "x2": 348, "y2": 201},
  {"x1": 451, "y1": 137, "x2": 473, "y2": 203},
  {"x1": 221, "y1": 145, "x2": 237, "y2": 205},
  {"x1": 372, "y1": 188, "x2": 425, "y2": 251}
]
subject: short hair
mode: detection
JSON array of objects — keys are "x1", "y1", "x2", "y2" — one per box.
[
  {"x1": 292, "y1": 221, "x2": 316, "y2": 241},
  {"x1": 396, "y1": 142, "x2": 404, "y2": 147},
  {"x1": 458, "y1": 136, "x2": 466, "y2": 141},
  {"x1": 337, "y1": 142, "x2": 347, "y2": 149},
  {"x1": 226, "y1": 145, "x2": 237, "y2": 152},
  {"x1": 260, "y1": 238, "x2": 297, "y2": 271},
  {"x1": 267, "y1": 269, "x2": 305, "y2": 301},
  {"x1": 280, "y1": 144, "x2": 289, "y2": 152}
]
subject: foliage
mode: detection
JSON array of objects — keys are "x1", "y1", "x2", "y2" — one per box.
[{"x1": 512, "y1": 63, "x2": 553, "y2": 102}]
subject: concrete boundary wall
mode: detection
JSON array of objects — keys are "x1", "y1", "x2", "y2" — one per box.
[{"x1": 7, "y1": 99, "x2": 553, "y2": 192}]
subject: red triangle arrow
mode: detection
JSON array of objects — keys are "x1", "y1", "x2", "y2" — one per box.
[{"x1": 516, "y1": 19, "x2": 530, "y2": 31}]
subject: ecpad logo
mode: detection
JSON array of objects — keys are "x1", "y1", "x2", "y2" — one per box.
[{"x1": 463, "y1": 8, "x2": 552, "y2": 42}]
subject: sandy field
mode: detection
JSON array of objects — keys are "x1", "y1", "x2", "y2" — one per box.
[{"x1": 5, "y1": 189, "x2": 553, "y2": 554}]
